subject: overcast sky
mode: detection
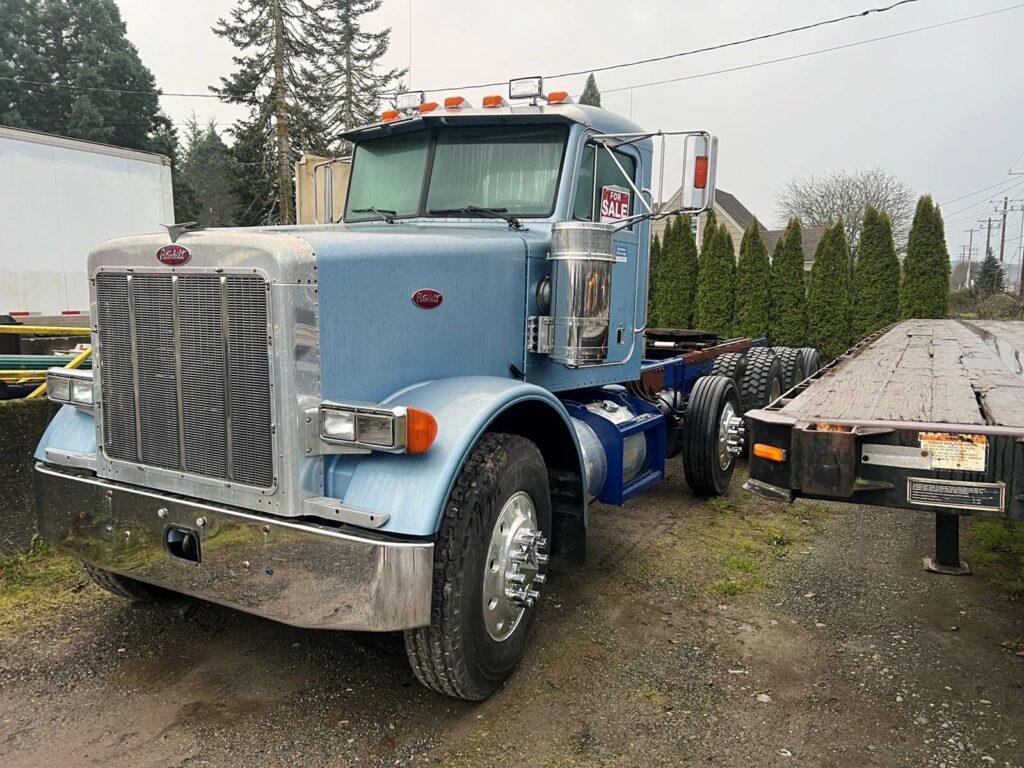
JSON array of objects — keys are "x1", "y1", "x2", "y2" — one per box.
[{"x1": 115, "y1": 0, "x2": 1024, "y2": 263}]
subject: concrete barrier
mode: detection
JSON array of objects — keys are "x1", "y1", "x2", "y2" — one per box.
[{"x1": 0, "y1": 399, "x2": 58, "y2": 552}]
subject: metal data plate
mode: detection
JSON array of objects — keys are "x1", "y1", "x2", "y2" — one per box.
[
  {"x1": 906, "y1": 477, "x2": 1006, "y2": 513},
  {"x1": 860, "y1": 444, "x2": 931, "y2": 470}
]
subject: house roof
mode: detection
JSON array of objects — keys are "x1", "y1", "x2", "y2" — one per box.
[
  {"x1": 657, "y1": 187, "x2": 763, "y2": 233},
  {"x1": 763, "y1": 225, "x2": 828, "y2": 265}
]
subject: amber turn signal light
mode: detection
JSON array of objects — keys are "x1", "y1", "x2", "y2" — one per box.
[
  {"x1": 406, "y1": 407, "x2": 438, "y2": 453},
  {"x1": 752, "y1": 443, "x2": 787, "y2": 462}
]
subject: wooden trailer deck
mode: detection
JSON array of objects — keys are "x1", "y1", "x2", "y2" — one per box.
[
  {"x1": 744, "y1": 320, "x2": 1024, "y2": 574},
  {"x1": 777, "y1": 320, "x2": 1024, "y2": 428}
]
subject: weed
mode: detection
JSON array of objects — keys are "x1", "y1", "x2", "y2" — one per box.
[
  {"x1": 0, "y1": 537, "x2": 100, "y2": 632},
  {"x1": 969, "y1": 519, "x2": 1024, "y2": 599}
]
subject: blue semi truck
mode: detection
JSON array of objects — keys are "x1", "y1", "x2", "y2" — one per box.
[{"x1": 34, "y1": 78, "x2": 819, "y2": 700}]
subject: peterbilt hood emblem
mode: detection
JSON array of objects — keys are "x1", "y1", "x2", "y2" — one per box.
[
  {"x1": 412, "y1": 289, "x2": 443, "y2": 309},
  {"x1": 156, "y1": 244, "x2": 191, "y2": 266}
]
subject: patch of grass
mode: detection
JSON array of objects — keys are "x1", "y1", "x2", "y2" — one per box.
[
  {"x1": 722, "y1": 554, "x2": 759, "y2": 573},
  {"x1": 969, "y1": 519, "x2": 1024, "y2": 599},
  {"x1": 704, "y1": 496, "x2": 731, "y2": 513},
  {"x1": 0, "y1": 537, "x2": 99, "y2": 633}
]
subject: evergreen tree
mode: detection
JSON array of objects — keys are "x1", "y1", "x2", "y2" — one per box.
[
  {"x1": 899, "y1": 194, "x2": 951, "y2": 318},
  {"x1": 647, "y1": 230, "x2": 664, "y2": 326},
  {"x1": 852, "y1": 206, "x2": 900, "y2": 338},
  {"x1": 312, "y1": 0, "x2": 406, "y2": 139},
  {"x1": 214, "y1": 0, "x2": 329, "y2": 224},
  {"x1": 181, "y1": 117, "x2": 241, "y2": 227},
  {"x1": 694, "y1": 224, "x2": 736, "y2": 335},
  {"x1": 0, "y1": 0, "x2": 167, "y2": 151},
  {"x1": 770, "y1": 217, "x2": 808, "y2": 346},
  {"x1": 700, "y1": 210, "x2": 718, "y2": 256},
  {"x1": 806, "y1": 221, "x2": 852, "y2": 358},
  {"x1": 974, "y1": 249, "x2": 1005, "y2": 298},
  {"x1": 579, "y1": 73, "x2": 602, "y2": 107},
  {"x1": 733, "y1": 219, "x2": 771, "y2": 337},
  {"x1": 150, "y1": 121, "x2": 200, "y2": 224},
  {"x1": 657, "y1": 215, "x2": 698, "y2": 328}
]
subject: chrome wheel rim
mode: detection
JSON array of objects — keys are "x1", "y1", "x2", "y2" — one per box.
[
  {"x1": 482, "y1": 491, "x2": 547, "y2": 642},
  {"x1": 718, "y1": 401, "x2": 738, "y2": 471}
]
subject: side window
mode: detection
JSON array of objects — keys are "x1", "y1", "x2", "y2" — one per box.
[{"x1": 572, "y1": 143, "x2": 637, "y2": 223}]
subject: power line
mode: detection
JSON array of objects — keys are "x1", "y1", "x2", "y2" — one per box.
[
  {"x1": 600, "y1": 3, "x2": 1023, "y2": 95},
  {"x1": 0, "y1": 0, "x2": 929, "y2": 100}
]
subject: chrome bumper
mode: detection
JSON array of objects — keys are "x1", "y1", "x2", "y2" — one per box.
[{"x1": 34, "y1": 463, "x2": 433, "y2": 631}]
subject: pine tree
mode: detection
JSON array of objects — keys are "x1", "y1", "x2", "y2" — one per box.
[
  {"x1": 694, "y1": 224, "x2": 736, "y2": 335},
  {"x1": 313, "y1": 0, "x2": 406, "y2": 139},
  {"x1": 974, "y1": 249, "x2": 1005, "y2": 298},
  {"x1": 579, "y1": 73, "x2": 602, "y2": 107},
  {"x1": 657, "y1": 215, "x2": 699, "y2": 328},
  {"x1": 647, "y1": 230, "x2": 664, "y2": 326},
  {"x1": 214, "y1": 0, "x2": 329, "y2": 224},
  {"x1": 899, "y1": 194, "x2": 951, "y2": 318},
  {"x1": 181, "y1": 117, "x2": 241, "y2": 227},
  {"x1": 852, "y1": 206, "x2": 900, "y2": 338},
  {"x1": 700, "y1": 210, "x2": 718, "y2": 256},
  {"x1": 1, "y1": 0, "x2": 167, "y2": 151},
  {"x1": 770, "y1": 217, "x2": 808, "y2": 346},
  {"x1": 806, "y1": 221, "x2": 852, "y2": 358},
  {"x1": 733, "y1": 219, "x2": 771, "y2": 337}
]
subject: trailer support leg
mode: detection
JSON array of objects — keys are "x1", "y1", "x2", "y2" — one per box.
[{"x1": 923, "y1": 511, "x2": 971, "y2": 575}]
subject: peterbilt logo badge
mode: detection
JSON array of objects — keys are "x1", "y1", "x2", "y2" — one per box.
[
  {"x1": 412, "y1": 289, "x2": 443, "y2": 309},
  {"x1": 156, "y1": 244, "x2": 191, "y2": 266}
]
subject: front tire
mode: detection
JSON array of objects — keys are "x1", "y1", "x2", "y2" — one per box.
[
  {"x1": 404, "y1": 433, "x2": 552, "y2": 700},
  {"x1": 682, "y1": 375, "x2": 742, "y2": 496}
]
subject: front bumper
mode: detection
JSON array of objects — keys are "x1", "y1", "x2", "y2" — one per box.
[{"x1": 35, "y1": 463, "x2": 433, "y2": 631}]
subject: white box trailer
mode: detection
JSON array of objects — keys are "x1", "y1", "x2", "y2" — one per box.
[{"x1": 0, "y1": 126, "x2": 174, "y2": 315}]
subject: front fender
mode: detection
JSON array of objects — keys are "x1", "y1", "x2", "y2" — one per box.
[
  {"x1": 34, "y1": 404, "x2": 96, "y2": 463},
  {"x1": 324, "y1": 375, "x2": 585, "y2": 537}
]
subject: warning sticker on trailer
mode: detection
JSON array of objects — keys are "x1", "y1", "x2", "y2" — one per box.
[
  {"x1": 918, "y1": 432, "x2": 987, "y2": 472},
  {"x1": 907, "y1": 477, "x2": 1005, "y2": 513},
  {"x1": 600, "y1": 185, "x2": 630, "y2": 223}
]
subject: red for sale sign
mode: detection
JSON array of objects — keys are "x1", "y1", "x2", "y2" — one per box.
[{"x1": 600, "y1": 185, "x2": 630, "y2": 223}]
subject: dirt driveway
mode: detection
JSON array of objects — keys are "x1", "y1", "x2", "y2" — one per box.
[{"x1": 2, "y1": 462, "x2": 1023, "y2": 767}]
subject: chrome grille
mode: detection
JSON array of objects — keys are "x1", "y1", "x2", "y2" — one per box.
[{"x1": 95, "y1": 272, "x2": 274, "y2": 488}]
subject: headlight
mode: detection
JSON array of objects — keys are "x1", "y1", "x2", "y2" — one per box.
[
  {"x1": 46, "y1": 369, "x2": 93, "y2": 408},
  {"x1": 318, "y1": 402, "x2": 437, "y2": 454}
]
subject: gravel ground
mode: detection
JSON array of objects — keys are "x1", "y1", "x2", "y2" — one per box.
[{"x1": 1, "y1": 461, "x2": 1022, "y2": 767}]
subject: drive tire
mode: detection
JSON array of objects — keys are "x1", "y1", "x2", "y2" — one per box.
[
  {"x1": 740, "y1": 348, "x2": 784, "y2": 413},
  {"x1": 682, "y1": 375, "x2": 741, "y2": 496},
  {"x1": 404, "y1": 433, "x2": 552, "y2": 701},
  {"x1": 771, "y1": 346, "x2": 806, "y2": 393},
  {"x1": 797, "y1": 347, "x2": 822, "y2": 378},
  {"x1": 709, "y1": 352, "x2": 746, "y2": 389},
  {"x1": 83, "y1": 563, "x2": 176, "y2": 603}
]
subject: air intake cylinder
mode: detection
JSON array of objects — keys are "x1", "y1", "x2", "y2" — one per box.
[{"x1": 548, "y1": 221, "x2": 616, "y2": 366}]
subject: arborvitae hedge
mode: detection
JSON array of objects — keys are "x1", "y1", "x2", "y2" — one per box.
[
  {"x1": 733, "y1": 218, "x2": 771, "y2": 337},
  {"x1": 899, "y1": 195, "x2": 950, "y2": 318},
  {"x1": 852, "y1": 206, "x2": 900, "y2": 339},
  {"x1": 806, "y1": 221, "x2": 852, "y2": 358},
  {"x1": 769, "y1": 217, "x2": 808, "y2": 346},
  {"x1": 655, "y1": 215, "x2": 698, "y2": 328},
  {"x1": 647, "y1": 231, "x2": 663, "y2": 325},
  {"x1": 694, "y1": 223, "x2": 736, "y2": 336}
]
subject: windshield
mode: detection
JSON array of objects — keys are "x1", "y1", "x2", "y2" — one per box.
[{"x1": 345, "y1": 124, "x2": 568, "y2": 222}]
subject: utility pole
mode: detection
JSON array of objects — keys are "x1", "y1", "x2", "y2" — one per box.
[
  {"x1": 992, "y1": 197, "x2": 1010, "y2": 262},
  {"x1": 978, "y1": 218, "x2": 1001, "y2": 259},
  {"x1": 1009, "y1": 200, "x2": 1024, "y2": 298},
  {"x1": 964, "y1": 228, "x2": 975, "y2": 286}
]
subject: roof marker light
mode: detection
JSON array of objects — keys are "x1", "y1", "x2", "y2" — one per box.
[
  {"x1": 418, "y1": 101, "x2": 439, "y2": 113},
  {"x1": 546, "y1": 91, "x2": 573, "y2": 104},
  {"x1": 380, "y1": 109, "x2": 400, "y2": 122},
  {"x1": 482, "y1": 94, "x2": 507, "y2": 108},
  {"x1": 444, "y1": 96, "x2": 470, "y2": 109}
]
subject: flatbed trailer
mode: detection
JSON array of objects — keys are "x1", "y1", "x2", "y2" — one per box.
[{"x1": 745, "y1": 319, "x2": 1024, "y2": 574}]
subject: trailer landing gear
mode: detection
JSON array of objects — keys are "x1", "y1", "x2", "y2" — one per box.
[{"x1": 923, "y1": 511, "x2": 971, "y2": 576}]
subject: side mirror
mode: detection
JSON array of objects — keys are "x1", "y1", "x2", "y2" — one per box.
[{"x1": 679, "y1": 134, "x2": 718, "y2": 213}]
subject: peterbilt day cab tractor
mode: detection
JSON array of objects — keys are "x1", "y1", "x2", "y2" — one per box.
[{"x1": 34, "y1": 78, "x2": 819, "y2": 700}]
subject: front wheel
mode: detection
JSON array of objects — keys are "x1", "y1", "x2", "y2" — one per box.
[
  {"x1": 682, "y1": 375, "x2": 742, "y2": 496},
  {"x1": 404, "y1": 433, "x2": 552, "y2": 700}
]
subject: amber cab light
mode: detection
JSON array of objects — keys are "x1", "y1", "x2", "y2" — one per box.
[
  {"x1": 406, "y1": 408, "x2": 438, "y2": 453},
  {"x1": 482, "y1": 94, "x2": 506, "y2": 108},
  {"x1": 418, "y1": 101, "x2": 439, "y2": 113},
  {"x1": 752, "y1": 443, "x2": 787, "y2": 462},
  {"x1": 546, "y1": 90, "x2": 571, "y2": 104},
  {"x1": 380, "y1": 109, "x2": 400, "y2": 122},
  {"x1": 444, "y1": 96, "x2": 469, "y2": 109}
]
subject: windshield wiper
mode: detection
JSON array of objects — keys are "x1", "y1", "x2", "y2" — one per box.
[
  {"x1": 349, "y1": 206, "x2": 396, "y2": 224},
  {"x1": 428, "y1": 205, "x2": 524, "y2": 230}
]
